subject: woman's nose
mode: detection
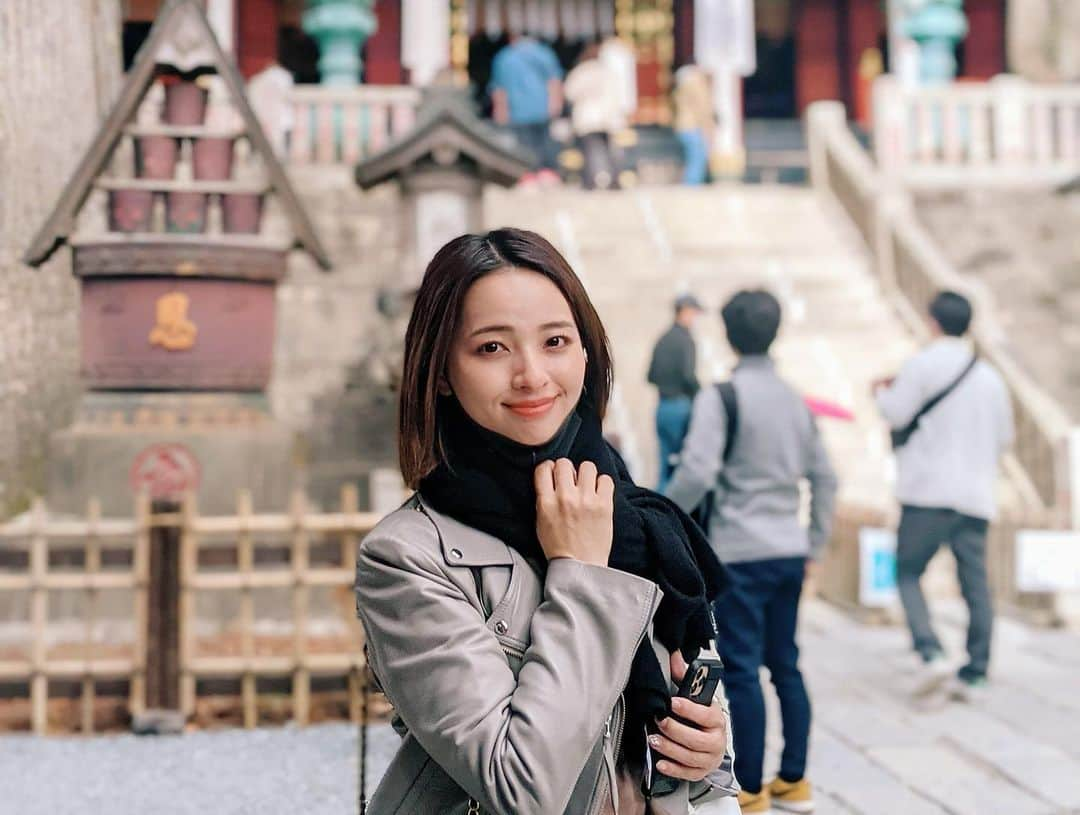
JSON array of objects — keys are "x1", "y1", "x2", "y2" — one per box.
[{"x1": 512, "y1": 349, "x2": 548, "y2": 390}]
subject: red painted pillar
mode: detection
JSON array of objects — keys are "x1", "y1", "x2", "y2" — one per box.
[
  {"x1": 236, "y1": 0, "x2": 279, "y2": 79},
  {"x1": 846, "y1": 0, "x2": 884, "y2": 124},
  {"x1": 796, "y1": 0, "x2": 842, "y2": 113},
  {"x1": 365, "y1": 0, "x2": 404, "y2": 84},
  {"x1": 962, "y1": 0, "x2": 1005, "y2": 79}
]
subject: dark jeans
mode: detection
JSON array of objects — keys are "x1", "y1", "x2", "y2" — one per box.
[
  {"x1": 715, "y1": 557, "x2": 810, "y2": 794},
  {"x1": 655, "y1": 396, "x2": 692, "y2": 491},
  {"x1": 896, "y1": 505, "x2": 993, "y2": 681},
  {"x1": 509, "y1": 121, "x2": 558, "y2": 171}
]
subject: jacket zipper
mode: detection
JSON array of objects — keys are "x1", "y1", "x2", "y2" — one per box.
[
  {"x1": 586, "y1": 693, "x2": 626, "y2": 815},
  {"x1": 501, "y1": 644, "x2": 525, "y2": 660}
]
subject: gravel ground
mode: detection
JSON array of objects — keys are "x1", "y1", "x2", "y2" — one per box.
[{"x1": 2, "y1": 723, "x2": 399, "y2": 815}]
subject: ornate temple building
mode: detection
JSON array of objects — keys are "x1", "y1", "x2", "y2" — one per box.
[{"x1": 122, "y1": 1, "x2": 1009, "y2": 123}]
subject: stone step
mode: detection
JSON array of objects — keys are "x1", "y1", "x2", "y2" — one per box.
[{"x1": 486, "y1": 185, "x2": 912, "y2": 502}]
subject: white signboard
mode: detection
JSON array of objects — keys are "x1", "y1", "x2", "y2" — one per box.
[
  {"x1": 1016, "y1": 531, "x2": 1080, "y2": 592},
  {"x1": 414, "y1": 190, "x2": 470, "y2": 284},
  {"x1": 859, "y1": 527, "x2": 899, "y2": 607}
]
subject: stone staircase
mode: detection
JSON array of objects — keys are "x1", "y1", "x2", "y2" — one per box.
[{"x1": 485, "y1": 184, "x2": 917, "y2": 517}]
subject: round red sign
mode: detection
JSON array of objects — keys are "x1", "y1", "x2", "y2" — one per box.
[{"x1": 129, "y1": 443, "x2": 201, "y2": 498}]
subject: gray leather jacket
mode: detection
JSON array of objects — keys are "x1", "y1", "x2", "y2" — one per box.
[{"x1": 355, "y1": 496, "x2": 736, "y2": 814}]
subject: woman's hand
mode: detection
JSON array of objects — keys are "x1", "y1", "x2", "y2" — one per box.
[
  {"x1": 647, "y1": 650, "x2": 730, "y2": 782},
  {"x1": 534, "y1": 458, "x2": 615, "y2": 567}
]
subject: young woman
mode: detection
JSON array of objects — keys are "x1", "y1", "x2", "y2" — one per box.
[{"x1": 356, "y1": 228, "x2": 735, "y2": 814}]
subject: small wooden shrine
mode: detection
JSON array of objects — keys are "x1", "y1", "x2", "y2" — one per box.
[
  {"x1": 25, "y1": 0, "x2": 330, "y2": 516},
  {"x1": 354, "y1": 83, "x2": 532, "y2": 284}
]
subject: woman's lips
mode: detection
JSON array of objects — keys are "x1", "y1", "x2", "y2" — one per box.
[{"x1": 504, "y1": 397, "x2": 557, "y2": 418}]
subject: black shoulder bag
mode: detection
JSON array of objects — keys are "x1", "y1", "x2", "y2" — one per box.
[
  {"x1": 689, "y1": 382, "x2": 738, "y2": 531},
  {"x1": 890, "y1": 354, "x2": 978, "y2": 450}
]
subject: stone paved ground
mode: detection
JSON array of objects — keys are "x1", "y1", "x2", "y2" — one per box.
[{"x1": 4, "y1": 597, "x2": 1079, "y2": 814}]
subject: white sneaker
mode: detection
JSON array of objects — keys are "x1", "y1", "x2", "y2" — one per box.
[
  {"x1": 948, "y1": 676, "x2": 990, "y2": 704},
  {"x1": 912, "y1": 655, "x2": 953, "y2": 697}
]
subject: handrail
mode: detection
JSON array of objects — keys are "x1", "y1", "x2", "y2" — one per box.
[{"x1": 807, "y1": 100, "x2": 1075, "y2": 520}]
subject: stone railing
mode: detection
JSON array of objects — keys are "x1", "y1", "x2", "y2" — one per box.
[
  {"x1": 283, "y1": 84, "x2": 421, "y2": 165},
  {"x1": 807, "y1": 100, "x2": 1075, "y2": 523},
  {"x1": 873, "y1": 75, "x2": 1080, "y2": 189}
]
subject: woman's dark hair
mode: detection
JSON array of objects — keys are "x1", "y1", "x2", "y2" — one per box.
[
  {"x1": 721, "y1": 289, "x2": 781, "y2": 355},
  {"x1": 398, "y1": 228, "x2": 614, "y2": 487},
  {"x1": 929, "y1": 290, "x2": 972, "y2": 337}
]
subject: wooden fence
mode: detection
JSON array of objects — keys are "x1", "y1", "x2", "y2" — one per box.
[
  {"x1": 0, "y1": 496, "x2": 149, "y2": 735},
  {"x1": 0, "y1": 487, "x2": 382, "y2": 734}
]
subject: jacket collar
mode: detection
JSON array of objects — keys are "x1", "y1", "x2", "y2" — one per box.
[{"x1": 413, "y1": 494, "x2": 515, "y2": 567}]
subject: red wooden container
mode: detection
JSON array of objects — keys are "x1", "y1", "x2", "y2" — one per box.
[
  {"x1": 109, "y1": 189, "x2": 154, "y2": 232},
  {"x1": 222, "y1": 193, "x2": 264, "y2": 234},
  {"x1": 81, "y1": 276, "x2": 276, "y2": 390},
  {"x1": 135, "y1": 136, "x2": 179, "y2": 180},
  {"x1": 166, "y1": 191, "x2": 208, "y2": 233},
  {"x1": 164, "y1": 81, "x2": 208, "y2": 126},
  {"x1": 192, "y1": 137, "x2": 235, "y2": 180}
]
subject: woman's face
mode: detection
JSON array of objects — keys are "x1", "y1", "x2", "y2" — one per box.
[{"x1": 445, "y1": 268, "x2": 587, "y2": 446}]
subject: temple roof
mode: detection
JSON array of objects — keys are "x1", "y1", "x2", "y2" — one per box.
[
  {"x1": 24, "y1": 0, "x2": 330, "y2": 269},
  {"x1": 355, "y1": 86, "x2": 533, "y2": 190}
]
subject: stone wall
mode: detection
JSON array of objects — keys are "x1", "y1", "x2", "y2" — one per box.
[
  {"x1": 917, "y1": 189, "x2": 1080, "y2": 421},
  {"x1": 271, "y1": 166, "x2": 404, "y2": 432},
  {"x1": 0, "y1": 0, "x2": 123, "y2": 517}
]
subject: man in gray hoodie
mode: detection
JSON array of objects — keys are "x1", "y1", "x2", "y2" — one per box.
[{"x1": 665, "y1": 289, "x2": 837, "y2": 814}]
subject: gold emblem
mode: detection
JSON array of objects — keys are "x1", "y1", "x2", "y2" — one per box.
[{"x1": 149, "y1": 292, "x2": 197, "y2": 351}]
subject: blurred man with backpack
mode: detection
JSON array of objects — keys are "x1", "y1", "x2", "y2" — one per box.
[{"x1": 666, "y1": 290, "x2": 837, "y2": 814}]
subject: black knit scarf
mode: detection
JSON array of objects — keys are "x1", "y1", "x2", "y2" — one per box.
[{"x1": 419, "y1": 396, "x2": 728, "y2": 755}]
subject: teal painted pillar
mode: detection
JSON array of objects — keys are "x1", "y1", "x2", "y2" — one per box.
[
  {"x1": 303, "y1": 0, "x2": 378, "y2": 86},
  {"x1": 903, "y1": 0, "x2": 968, "y2": 84}
]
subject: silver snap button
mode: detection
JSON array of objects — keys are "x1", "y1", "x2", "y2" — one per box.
[
  {"x1": 494, "y1": 620, "x2": 509, "y2": 635},
  {"x1": 449, "y1": 548, "x2": 463, "y2": 560}
]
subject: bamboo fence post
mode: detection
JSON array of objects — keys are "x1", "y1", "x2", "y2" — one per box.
[
  {"x1": 340, "y1": 483, "x2": 358, "y2": 569},
  {"x1": 347, "y1": 666, "x2": 362, "y2": 725},
  {"x1": 82, "y1": 498, "x2": 101, "y2": 734},
  {"x1": 291, "y1": 490, "x2": 310, "y2": 726},
  {"x1": 179, "y1": 492, "x2": 198, "y2": 718},
  {"x1": 237, "y1": 489, "x2": 257, "y2": 729},
  {"x1": 131, "y1": 490, "x2": 151, "y2": 717},
  {"x1": 29, "y1": 498, "x2": 48, "y2": 735}
]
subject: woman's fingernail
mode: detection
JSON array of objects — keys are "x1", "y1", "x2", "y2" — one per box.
[{"x1": 648, "y1": 735, "x2": 660, "y2": 747}]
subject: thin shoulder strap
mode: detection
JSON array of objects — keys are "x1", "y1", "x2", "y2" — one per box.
[
  {"x1": 717, "y1": 382, "x2": 738, "y2": 463},
  {"x1": 908, "y1": 353, "x2": 979, "y2": 428}
]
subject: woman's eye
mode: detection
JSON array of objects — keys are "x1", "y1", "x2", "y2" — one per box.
[
  {"x1": 478, "y1": 341, "x2": 502, "y2": 355},
  {"x1": 546, "y1": 335, "x2": 571, "y2": 348}
]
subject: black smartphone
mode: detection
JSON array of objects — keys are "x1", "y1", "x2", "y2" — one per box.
[{"x1": 644, "y1": 647, "x2": 725, "y2": 799}]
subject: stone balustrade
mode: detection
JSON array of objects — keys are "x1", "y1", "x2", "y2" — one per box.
[
  {"x1": 283, "y1": 84, "x2": 421, "y2": 165},
  {"x1": 873, "y1": 75, "x2": 1080, "y2": 188}
]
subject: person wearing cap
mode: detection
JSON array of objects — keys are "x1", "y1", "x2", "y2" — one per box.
[{"x1": 647, "y1": 293, "x2": 704, "y2": 490}]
